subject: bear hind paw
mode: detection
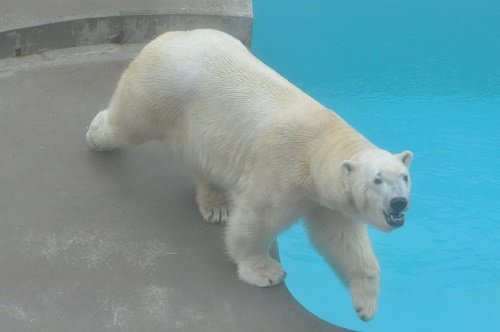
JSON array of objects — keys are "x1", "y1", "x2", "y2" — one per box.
[{"x1": 196, "y1": 190, "x2": 230, "y2": 224}]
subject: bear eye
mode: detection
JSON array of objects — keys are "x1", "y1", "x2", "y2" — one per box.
[
  {"x1": 374, "y1": 178, "x2": 383, "y2": 185},
  {"x1": 402, "y1": 174, "x2": 409, "y2": 182}
]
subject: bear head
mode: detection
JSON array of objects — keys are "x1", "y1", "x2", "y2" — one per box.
[{"x1": 341, "y1": 149, "x2": 413, "y2": 232}]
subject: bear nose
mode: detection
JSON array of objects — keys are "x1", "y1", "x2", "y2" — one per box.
[{"x1": 390, "y1": 197, "x2": 408, "y2": 213}]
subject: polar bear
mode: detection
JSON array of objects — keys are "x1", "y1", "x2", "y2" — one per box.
[{"x1": 86, "y1": 29, "x2": 413, "y2": 321}]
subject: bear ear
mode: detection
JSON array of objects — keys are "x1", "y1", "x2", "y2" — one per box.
[
  {"x1": 341, "y1": 160, "x2": 356, "y2": 176},
  {"x1": 396, "y1": 150, "x2": 413, "y2": 168}
]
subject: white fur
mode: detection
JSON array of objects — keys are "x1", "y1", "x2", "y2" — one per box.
[{"x1": 86, "y1": 29, "x2": 413, "y2": 321}]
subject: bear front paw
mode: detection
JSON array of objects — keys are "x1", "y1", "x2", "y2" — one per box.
[
  {"x1": 353, "y1": 295, "x2": 378, "y2": 321},
  {"x1": 350, "y1": 276, "x2": 379, "y2": 321},
  {"x1": 237, "y1": 259, "x2": 286, "y2": 287}
]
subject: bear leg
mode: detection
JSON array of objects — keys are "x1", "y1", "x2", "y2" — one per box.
[
  {"x1": 306, "y1": 207, "x2": 380, "y2": 321},
  {"x1": 225, "y1": 202, "x2": 286, "y2": 287}
]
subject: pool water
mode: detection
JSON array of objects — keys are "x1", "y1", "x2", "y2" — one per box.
[{"x1": 252, "y1": 1, "x2": 500, "y2": 331}]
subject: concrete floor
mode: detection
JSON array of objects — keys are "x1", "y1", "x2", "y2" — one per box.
[
  {"x1": 0, "y1": 41, "x2": 352, "y2": 332},
  {"x1": 0, "y1": 0, "x2": 350, "y2": 330},
  {"x1": 0, "y1": 44, "x2": 349, "y2": 332}
]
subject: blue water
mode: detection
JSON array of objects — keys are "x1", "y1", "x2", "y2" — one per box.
[{"x1": 252, "y1": 1, "x2": 500, "y2": 331}]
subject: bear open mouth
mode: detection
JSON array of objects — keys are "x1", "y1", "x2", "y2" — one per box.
[{"x1": 384, "y1": 212, "x2": 405, "y2": 228}]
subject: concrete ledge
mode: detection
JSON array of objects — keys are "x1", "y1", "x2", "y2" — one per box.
[
  {"x1": 0, "y1": 0, "x2": 253, "y2": 58},
  {"x1": 0, "y1": 14, "x2": 253, "y2": 58}
]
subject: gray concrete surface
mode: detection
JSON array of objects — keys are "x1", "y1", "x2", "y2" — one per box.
[
  {"x1": 0, "y1": 0, "x2": 351, "y2": 330},
  {"x1": 0, "y1": 44, "x2": 349, "y2": 331},
  {"x1": 0, "y1": 0, "x2": 253, "y2": 58}
]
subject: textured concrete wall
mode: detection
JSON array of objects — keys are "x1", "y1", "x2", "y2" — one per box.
[{"x1": 0, "y1": 0, "x2": 253, "y2": 58}]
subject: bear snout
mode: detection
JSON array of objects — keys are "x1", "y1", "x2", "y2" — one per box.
[{"x1": 389, "y1": 197, "x2": 408, "y2": 214}]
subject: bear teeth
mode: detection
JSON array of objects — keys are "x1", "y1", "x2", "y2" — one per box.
[{"x1": 385, "y1": 212, "x2": 405, "y2": 227}]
